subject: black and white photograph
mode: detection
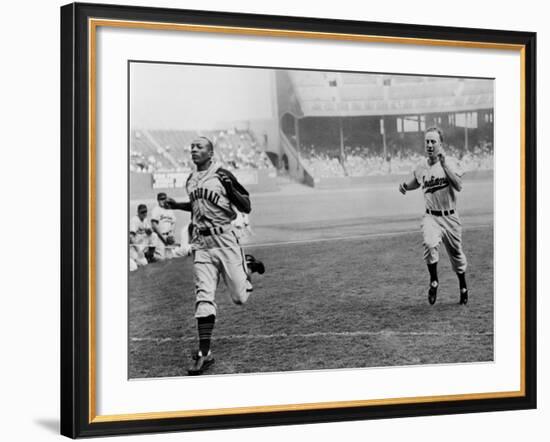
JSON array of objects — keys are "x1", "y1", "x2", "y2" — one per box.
[
  {"x1": 128, "y1": 62, "x2": 494, "y2": 378},
  {"x1": 56, "y1": 1, "x2": 537, "y2": 438}
]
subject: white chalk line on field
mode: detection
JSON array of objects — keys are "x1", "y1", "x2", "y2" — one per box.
[
  {"x1": 131, "y1": 330, "x2": 493, "y2": 344},
  {"x1": 156, "y1": 223, "x2": 492, "y2": 254},
  {"x1": 244, "y1": 223, "x2": 492, "y2": 250}
]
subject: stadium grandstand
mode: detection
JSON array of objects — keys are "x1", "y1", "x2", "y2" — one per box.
[
  {"x1": 277, "y1": 71, "x2": 493, "y2": 181},
  {"x1": 130, "y1": 68, "x2": 493, "y2": 194},
  {"x1": 130, "y1": 128, "x2": 273, "y2": 173}
]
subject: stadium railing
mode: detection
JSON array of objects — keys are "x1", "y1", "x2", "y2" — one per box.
[{"x1": 279, "y1": 130, "x2": 315, "y2": 187}]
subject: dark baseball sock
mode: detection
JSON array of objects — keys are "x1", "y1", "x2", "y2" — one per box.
[
  {"x1": 457, "y1": 272, "x2": 467, "y2": 290},
  {"x1": 197, "y1": 315, "x2": 216, "y2": 356},
  {"x1": 428, "y1": 263, "x2": 438, "y2": 284}
]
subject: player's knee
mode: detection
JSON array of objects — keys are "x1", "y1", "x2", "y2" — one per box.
[
  {"x1": 232, "y1": 292, "x2": 248, "y2": 305},
  {"x1": 423, "y1": 241, "x2": 437, "y2": 253},
  {"x1": 454, "y1": 260, "x2": 467, "y2": 273},
  {"x1": 423, "y1": 237, "x2": 439, "y2": 249},
  {"x1": 195, "y1": 301, "x2": 216, "y2": 318},
  {"x1": 424, "y1": 256, "x2": 438, "y2": 265},
  {"x1": 423, "y1": 248, "x2": 438, "y2": 263},
  {"x1": 232, "y1": 287, "x2": 251, "y2": 306}
]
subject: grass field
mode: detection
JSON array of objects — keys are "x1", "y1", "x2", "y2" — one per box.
[{"x1": 129, "y1": 180, "x2": 493, "y2": 378}]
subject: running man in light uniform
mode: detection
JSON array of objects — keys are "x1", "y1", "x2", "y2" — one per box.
[{"x1": 399, "y1": 127, "x2": 469, "y2": 305}]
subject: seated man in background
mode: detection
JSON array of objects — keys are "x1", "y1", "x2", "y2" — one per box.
[
  {"x1": 151, "y1": 192, "x2": 177, "y2": 261},
  {"x1": 129, "y1": 203, "x2": 153, "y2": 271}
]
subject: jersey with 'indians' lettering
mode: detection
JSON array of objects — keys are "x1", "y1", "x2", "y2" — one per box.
[
  {"x1": 150, "y1": 206, "x2": 176, "y2": 235},
  {"x1": 413, "y1": 157, "x2": 464, "y2": 211}
]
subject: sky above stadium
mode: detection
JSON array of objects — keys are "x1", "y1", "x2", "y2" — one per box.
[{"x1": 130, "y1": 63, "x2": 274, "y2": 130}]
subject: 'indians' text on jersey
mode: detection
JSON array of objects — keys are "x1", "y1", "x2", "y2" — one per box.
[
  {"x1": 413, "y1": 157, "x2": 464, "y2": 211},
  {"x1": 150, "y1": 206, "x2": 176, "y2": 235}
]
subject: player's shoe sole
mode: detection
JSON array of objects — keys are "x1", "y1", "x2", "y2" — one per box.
[
  {"x1": 245, "y1": 254, "x2": 265, "y2": 275},
  {"x1": 428, "y1": 281, "x2": 438, "y2": 305},
  {"x1": 459, "y1": 288, "x2": 469, "y2": 305},
  {"x1": 188, "y1": 350, "x2": 215, "y2": 376}
]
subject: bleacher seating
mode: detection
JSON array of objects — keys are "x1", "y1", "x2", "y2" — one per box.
[
  {"x1": 340, "y1": 86, "x2": 385, "y2": 101},
  {"x1": 288, "y1": 71, "x2": 327, "y2": 87},
  {"x1": 130, "y1": 129, "x2": 274, "y2": 173},
  {"x1": 388, "y1": 81, "x2": 456, "y2": 100},
  {"x1": 391, "y1": 75, "x2": 425, "y2": 84},
  {"x1": 341, "y1": 73, "x2": 379, "y2": 85},
  {"x1": 281, "y1": 71, "x2": 494, "y2": 181},
  {"x1": 296, "y1": 87, "x2": 334, "y2": 101},
  {"x1": 288, "y1": 72, "x2": 492, "y2": 118},
  {"x1": 462, "y1": 80, "x2": 493, "y2": 96},
  {"x1": 301, "y1": 154, "x2": 346, "y2": 178}
]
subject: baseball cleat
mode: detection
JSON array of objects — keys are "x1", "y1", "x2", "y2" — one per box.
[
  {"x1": 428, "y1": 281, "x2": 438, "y2": 305},
  {"x1": 459, "y1": 288, "x2": 469, "y2": 305},
  {"x1": 245, "y1": 254, "x2": 265, "y2": 275},
  {"x1": 188, "y1": 350, "x2": 215, "y2": 376}
]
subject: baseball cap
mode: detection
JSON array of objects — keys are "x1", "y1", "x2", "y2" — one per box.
[
  {"x1": 137, "y1": 204, "x2": 147, "y2": 213},
  {"x1": 157, "y1": 192, "x2": 167, "y2": 200}
]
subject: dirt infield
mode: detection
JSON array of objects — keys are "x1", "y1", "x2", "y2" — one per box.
[{"x1": 128, "y1": 179, "x2": 493, "y2": 378}]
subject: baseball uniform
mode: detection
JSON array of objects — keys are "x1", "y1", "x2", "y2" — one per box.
[
  {"x1": 129, "y1": 214, "x2": 152, "y2": 268},
  {"x1": 413, "y1": 157, "x2": 467, "y2": 273},
  {"x1": 186, "y1": 162, "x2": 252, "y2": 318},
  {"x1": 150, "y1": 204, "x2": 177, "y2": 260}
]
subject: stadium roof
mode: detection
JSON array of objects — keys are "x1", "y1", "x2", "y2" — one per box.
[{"x1": 288, "y1": 72, "x2": 493, "y2": 118}]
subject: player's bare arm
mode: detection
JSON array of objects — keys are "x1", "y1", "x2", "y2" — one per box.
[
  {"x1": 438, "y1": 154, "x2": 463, "y2": 191},
  {"x1": 399, "y1": 176, "x2": 420, "y2": 194}
]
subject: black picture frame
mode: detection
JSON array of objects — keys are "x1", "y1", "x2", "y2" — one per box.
[{"x1": 61, "y1": 2, "x2": 536, "y2": 438}]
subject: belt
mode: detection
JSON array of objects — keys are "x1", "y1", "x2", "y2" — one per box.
[
  {"x1": 198, "y1": 226, "x2": 229, "y2": 236},
  {"x1": 426, "y1": 208, "x2": 455, "y2": 217}
]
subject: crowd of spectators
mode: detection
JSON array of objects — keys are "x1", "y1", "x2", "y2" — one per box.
[
  {"x1": 301, "y1": 152, "x2": 346, "y2": 177},
  {"x1": 299, "y1": 141, "x2": 494, "y2": 178},
  {"x1": 212, "y1": 130, "x2": 273, "y2": 170},
  {"x1": 131, "y1": 128, "x2": 493, "y2": 179},
  {"x1": 450, "y1": 141, "x2": 494, "y2": 172},
  {"x1": 130, "y1": 129, "x2": 274, "y2": 173}
]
